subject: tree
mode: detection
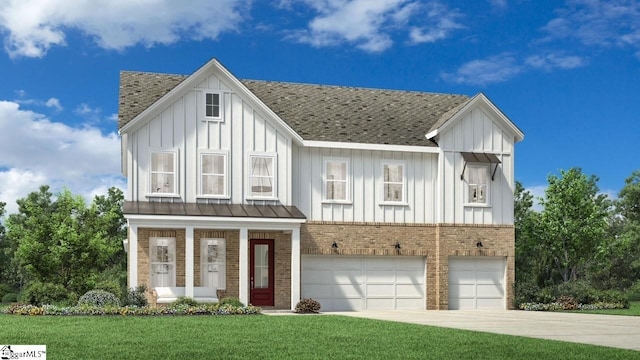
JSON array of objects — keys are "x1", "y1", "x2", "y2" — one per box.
[
  {"x1": 538, "y1": 168, "x2": 609, "y2": 283},
  {"x1": 5, "y1": 186, "x2": 127, "y2": 298},
  {"x1": 514, "y1": 182, "x2": 540, "y2": 282}
]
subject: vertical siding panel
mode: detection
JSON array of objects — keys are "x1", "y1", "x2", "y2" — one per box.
[
  {"x1": 208, "y1": 75, "x2": 220, "y2": 89},
  {"x1": 426, "y1": 153, "x2": 437, "y2": 223},
  {"x1": 414, "y1": 153, "x2": 425, "y2": 224},
  {"x1": 352, "y1": 149, "x2": 364, "y2": 222},
  {"x1": 231, "y1": 94, "x2": 244, "y2": 202},
  {"x1": 128, "y1": 133, "x2": 136, "y2": 201},
  {"x1": 265, "y1": 123, "x2": 276, "y2": 153},
  {"x1": 311, "y1": 148, "x2": 323, "y2": 220},
  {"x1": 254, "y1": 112, "x2": 265, "y2": 152},
  {"x1": 184, "y1": 91, "x2": 197, "y2": 202},
  {"x1": 196, "y1": 79, "x2": 208, "y2": 89},
  {"x1": 149, "y1": 115, "x2": 161, "y2": 148},
  {"x1": 137, "y1": 125, "x2": 150, "y2": 197},
  {"x1": 484, "y1": 113, "x2": 494, "y2": 152},
  {"x1": 220, "y1": 93, "x2": 231, "y2": 150},
  {"x1": 364, "y1": 150, "x2": 375, "y2": 222},
  {"x1": 209, "y1": 121, "x2": 220, "y2": 150},
  {"x1": 243, "y1": 101, "x2": 254, "y2": 152},
  {"x1": 196, "y1": 90, "x2": 207, "y2": 149},
  {"x1": 277, "y1": 133, "x2": 288, "y2": 205},
  {"x1": 219, "y1": 80, "x2": 232, "y2": 92},
  {"x1": 291, "y1": 145, "x2": 299, "y2": 207},
  {"x1": 298, "y1": 147, "x2": 311, "y2": 217}
]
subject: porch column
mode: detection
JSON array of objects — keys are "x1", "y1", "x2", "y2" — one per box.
[
  {"x1": 128, "y1": 224, "x2": 138, "y2": 288},
  {"x1": 185, "y1": 226, "x2": 194, "y2": 298},
  {"x1": 290, "y1": 227, "x2": 301, "y2": 311},
  {"x1": 239, "y1": 227, "x2": 249, "y2": 306}
]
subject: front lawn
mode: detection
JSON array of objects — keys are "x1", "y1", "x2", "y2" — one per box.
[{"x1": 0, "y1": 315, "x2": 637, "y2": 359}]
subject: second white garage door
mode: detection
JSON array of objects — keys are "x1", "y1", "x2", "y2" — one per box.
[
  {"x1": 448, "y1": 257, "x2": 506, "y2": 310},
  {"x1": 302, "y1": 256, "x2": 425, "y2": 311}
]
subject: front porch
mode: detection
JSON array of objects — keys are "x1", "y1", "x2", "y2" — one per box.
[{"x1": 124, "y1": 202, "x2": 306, "y2": 310}]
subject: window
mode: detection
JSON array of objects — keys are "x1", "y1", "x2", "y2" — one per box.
[
  {"x1": 150, "y1": 238, "x2": 176, "y2": 287},
  {"x1": 382, "y1": 162, "x2": 405, "y2": 203},
  {"x1": 467, "y1": 164, "x2": 489, "y2": 205},
  {"x1": 201, "y1": 239, "x2": 226, "y2": 289},
  {"x1": 150, "y1": 151, "x2": 177, "y2": 195},
  {"x1": 248, "y1": 154, "x2": 276, "y2": 199},
  {"x1": 205, "y1": 92, "x2": 221, "y2": 119},
  {"x1": 324, "y1": 158, "x2": 349, "y2": 202},
  {"x1": 199, "y1": 152, "x2": 228, "y2": 197}
]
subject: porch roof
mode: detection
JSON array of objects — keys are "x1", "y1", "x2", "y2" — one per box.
[{"x1": 123, "y1": 201, "x2": 306, "y2": 219}]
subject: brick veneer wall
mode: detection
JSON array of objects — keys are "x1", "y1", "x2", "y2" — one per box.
[
  {"x1": 301, "y1": 222, "x2": 515, "y2": 310},
  {"x1": 250, "y1": 231, "x2": 292, "y2": 309}
]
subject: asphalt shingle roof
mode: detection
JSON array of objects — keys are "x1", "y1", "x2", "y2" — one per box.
[{"x1": 118, "y1": 71, "x2": 470, "y2": 147}]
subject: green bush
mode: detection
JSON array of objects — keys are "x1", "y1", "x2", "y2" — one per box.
[
  {"x1": 20, "y1": 281, "x2": 69, "y2": 306},
  {"x1": 123, "y1": 285, "x2": 148, "y2": 307},
  {"x1": 628, "y1": 281, "x2": 640, "y2": 301},
  {"x1": 219, "y1": 297, "x2": 244, "y2": 307},
  {"x1": 0, "y1": 284, "x2": 12, "y2": 300},
  {"x1": 78, "y1": 290, "x2": 120, "y2": 307},
  {"x1": 2, "y1": 293, "x2": 19, "y2": 303},
  {"x1": 170, "y1": 297, "x2": 199, "y2": 307},
  {"x1": 295, "y1": 298, "x2": 321, "y2": 313}
]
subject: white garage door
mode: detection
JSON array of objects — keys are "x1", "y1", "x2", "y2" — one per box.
[
  {"x1": 448, "y1": 257, "x2": 506, "y2": 310},
  {"x1": 302, "y1": 256, "x2": 425, "y2": 311}
]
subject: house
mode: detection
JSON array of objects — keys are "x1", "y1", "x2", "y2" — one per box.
[{"x1": 118, "y1": 58, "x2": 524, "y2": 311}]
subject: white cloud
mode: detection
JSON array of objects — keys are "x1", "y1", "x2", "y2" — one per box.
[
  {"x1": 441, "y1": 53, "x2": 523, "y2": 86},
  {"x1": 488, "y1": 0, "x2": 508, "y2": 10},
  {"x1": 284, "y1": 0, "x2": 462, "y2": 52},
  {"x1": 525, "y1": 53, "x2": 587, "y2": 70},
  {"x1": 542, "y1": 0, "x2": 640, "y2": 51},
  {"x1": 0, "y1": 100, "x2": 124, "y2": 214},
  {"x1": 45, "y1": 97, "x2": 62, "y2": 111},
  {"x1": 0, "y1": 0, "x2": 248, "y2": 58},
  {"x1": 443, "y1": 51, "x2": 587, "y2": 85}
]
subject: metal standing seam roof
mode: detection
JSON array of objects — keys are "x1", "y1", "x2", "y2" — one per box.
[
  {"x1": 118, "y1": 71, "x2": 471, "y2": 147},
  {"x1": 123, "y1": 201, "x2": 307, "y2": 219}
]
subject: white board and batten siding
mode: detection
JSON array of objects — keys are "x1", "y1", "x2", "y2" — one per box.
[
  {"x1": 437, "y1": 106, "x2": 516, "y2": 225},
  {"x1": 125, "y1": 72, "x2": 293, "y2": 205},
  {"x1": 292, "y1": 146, "x2": 438, "y2": 223},
  {"x1": 302, "y1": 256, "x2": 426, "y2": 311}
]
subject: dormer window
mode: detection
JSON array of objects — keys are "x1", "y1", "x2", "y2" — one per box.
[{"x1": 204, "y1": 92, "x2": 222, "y2": 120}]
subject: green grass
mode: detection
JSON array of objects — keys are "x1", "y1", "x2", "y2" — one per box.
[
  {"x1": 570, "y1": 301, "x2": 640, "y2": 316},
  {"x1": 1, "y1": 315, "x2": 638, "y2": 359}
]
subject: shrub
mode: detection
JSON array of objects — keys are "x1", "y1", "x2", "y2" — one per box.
[
  {"x1": 20, "y1": 281, "x2": 69, "y2": 306},
  {"x1": 2, "y1": 293, "x2": 19, "y2": 303},
  {"x1": 78, "y1": 290, "x2": 120, "y2": 307},
  {"x1": 170, "y1": 297, "x2": 199, "y2": 307},
  {"x1": 628, "y1": 281, "x2": 640, "y2": 301},
  {"x1": 557, "y1": 295, "x2": 578, "y2": 310},
  {"x1": 123, "y1": 285, "x2": 148, "y2": 307},
  {"x1": 219, "y1": 297, "x2": 244, "y2": 307},
  {"x1": 295, "y1": 298, "x2": 321, "y2": 313}
]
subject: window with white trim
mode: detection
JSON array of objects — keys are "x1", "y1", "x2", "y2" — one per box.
[
  {"x1": 205, "y1": 92, "x2": 222, "y2": 119},
  {"x1": 324, "y1": 158, "x2": 349, "y2": 202},
  {"x1": 201, "y1": 239, "x2": 226, "y2": 290},
  {"x1": 150, "y1": 238, "x2": 176, "y2": 287},
  {"x1": 150, "y1": 151, "x2": 177, "y2": 195},
  {"x1": 248, "y1": 154, "x2": 276, "y2": 199},
  {"x1": 382, "y1": 161, "x2": 406, "y2": 203},
  {"x1": 199, "y1": 152, "x2": 228, "y2": 197},
  {"x1": 466, "y1": 164, "x2": 489, "y2": 205}
]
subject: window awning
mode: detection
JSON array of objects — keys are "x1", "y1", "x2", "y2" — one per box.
[{"x1": 460, "y1": 152, "x2": 501, "y2": 181}]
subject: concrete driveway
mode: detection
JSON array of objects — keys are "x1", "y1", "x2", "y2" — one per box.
[{"x1": 331, "y1": 310, "x2": 640, "y2": 351}]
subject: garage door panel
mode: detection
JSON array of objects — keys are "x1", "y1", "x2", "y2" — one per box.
[
  {"x1": 476, "y1": 271, "x2": 504, "y2": 285},
  {"x1": 366, "y1": 270, "x2": 394, "y2": 283},
  {"x1": 449, "y1": 298, "x2": 474, "y2": 310},
  {"x1": 366, "y1": 298, "x2": 395, "y2": 309},
  {"x1": 366, "y1": 258, "x2": 394, "y2": 269},
  {"x1": 476, "y1": 298, "x2": 504, "y2": 309},
  {"x1": 450, "y1": 284, "x2": 475, "y2": 298},
  {"x1": 397, "y1": 298, "x2": 424, "y2": 309},
  {"x1": 333, "y1": 258, "x2": 363, "y2": 269},
  {"x1": 397, "y1": 284, "x2": 424, "y2": 297},
  {"x1": 303, "y1": 270, "x2": 332, "y2": 283},
  {"x1": 477, "y1": 284, "x2": 504, "y2": 298},
  {"x1": 334, "y1": 284, "x2": 363, "y2": 298},
  {"x1": 449, "y1": 270, "x2": 476, "y2": 284},
  {"x1": 396, "y1": 270, "x2": 423, "y2": 283},
  {"x1": 303, "y1": 285, "x2": 332, "y2": 299},
  {"x1": 333, "y1": 298, "x2": 363, "y2": 311},
  {"x1": 366, "y1": 283, "x2": 394, "y2": 296},
  {"x1": 333, "y1": 271, "x2": 363, "y2": 284}
]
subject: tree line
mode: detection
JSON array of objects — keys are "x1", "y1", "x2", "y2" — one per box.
[
  {"x1": 515, "y1": 168, "x2": 640, "y2": 305},
  {"x1": 0, "y1": 167, "x2": 639, "y2": 305}
]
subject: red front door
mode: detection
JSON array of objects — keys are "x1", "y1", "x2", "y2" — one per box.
[{"x1": 250, "y1": 239, "x2": 274, "y2": 306}]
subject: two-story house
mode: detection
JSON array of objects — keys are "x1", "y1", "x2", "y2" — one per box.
[{"x1": 118, "y1": 58, "x2": 524, "y2": 311}]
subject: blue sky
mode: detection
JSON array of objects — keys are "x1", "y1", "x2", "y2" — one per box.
[{"x1": 0, "y1": 0, "x2": 638, "y2": 213}]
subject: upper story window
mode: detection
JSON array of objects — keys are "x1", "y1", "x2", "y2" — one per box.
[
  {"x1": 466, "y1": 164, "x2": 489, "y2": 205},
  {"x1": 150, "y1": 150, "x2": 178, "y2": 196},
  {"x1": 248, "y1": 153, "x2": 276, "y2": 199},
  {"x1": 324, "y1": 158, "x2": 350, "y2": 202},
  {"x1": 199, "y1": 151, "x2": 228, "y2": 198},
  {"x1": 382, "y1": 161, "x2": 406, "y2": 204},
  {"x1": 204, "y1": 92, "x2": 222, "y2": 120}
]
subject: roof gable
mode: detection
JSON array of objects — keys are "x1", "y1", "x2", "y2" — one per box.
[{"x1": 426, "y1": 93, "x2": 524, "y2": 143}]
